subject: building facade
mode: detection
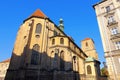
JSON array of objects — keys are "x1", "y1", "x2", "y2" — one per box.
[
  {"x1": 0, "y1": 59, "x2": 10, "y2": 80},
  {"x1": 5, "y1": 9, "x2": 101, "y2": 80},
  {"x1": 93, "y1": 0, "x2": 120, "y2": 80}
]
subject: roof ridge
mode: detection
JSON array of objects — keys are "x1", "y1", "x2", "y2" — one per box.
[{"x1": 30, "y1": 9, "x2": 47, "y2": 18}]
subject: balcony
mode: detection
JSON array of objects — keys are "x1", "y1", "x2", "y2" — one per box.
[
  {"x1": 107, "y1": 21, "x2": 118, "y2": 27},
  {"x1": 110, "y1": 33, "x2": 120, "y2": 40}
]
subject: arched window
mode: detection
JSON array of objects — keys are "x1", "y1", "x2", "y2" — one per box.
[
  {"x1": 73, "y1": 56, "x2": 77, "y2": 71},
  {"x1": 50, "y1": 51, "x2": 54, "y2": 69},
  {"x1": 60, "y1": 38, "x2": 64, "y2": 44},
  {"x1": 35, "y1": 23, "x2": 42, "y2": 34},
  {"x1": 87, "y1": 65, "x2": 92, "y2": 74},
  {"x1": 60, "y1": 51, "x2": 65, "y2": 70},
  {"x1": 52, "y1": 39, "x2": 55, "y2": 45},
  {"x1": 31, "y1": 44, "x2": 40, "y2": 65}
]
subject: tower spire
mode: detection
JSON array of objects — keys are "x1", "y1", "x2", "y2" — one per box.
[{"x1": 58, "y1": 18, "x2": 64, "y2": 31}]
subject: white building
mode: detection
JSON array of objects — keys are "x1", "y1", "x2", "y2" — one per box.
[{"x1": 93, "y1": 0, "x2": 120, "y2": 80}]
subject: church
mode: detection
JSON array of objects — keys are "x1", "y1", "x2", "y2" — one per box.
[{"x1": 5, "y1": 9, "x2": 101, "y2": 80}]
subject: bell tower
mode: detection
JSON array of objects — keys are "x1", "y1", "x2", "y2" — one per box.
[{"x1": 81, "y1": 38, "x2": 98, "y2": 60}]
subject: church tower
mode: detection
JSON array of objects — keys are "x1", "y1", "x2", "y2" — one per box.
[{"x1": 81, "y1": 38, "x2": 98, "y2": 60}]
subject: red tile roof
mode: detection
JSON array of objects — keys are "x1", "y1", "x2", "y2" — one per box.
[
  {"x1": 0, "y1": 58, "x2": 10, "y2": 63},
  {"x1": 83, "y1": 38, "x2": 91, "y2": 41},
  {"x1": 31, "y1": 9, "x2": 47, "y2": 18}
]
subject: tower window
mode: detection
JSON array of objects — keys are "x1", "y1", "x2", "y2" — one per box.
[
  {"x1": 87, "y1": 65, "x2": 92, "y2": 74},
  {"x1": 31, "y1": 44, "x2": 40, "y2": 65},
  {"x1": 86, "y1": 42, "x2": 88, "y2": 47},
  {"x1": 52, "y1": 39, "x2": 55, "y2": 45},
  {"x1": 35, "y1": 23, "x2": 42, "y2": 34},
  {"x1": 60, "y1": 38, "x2": 64, "y2": 44}
]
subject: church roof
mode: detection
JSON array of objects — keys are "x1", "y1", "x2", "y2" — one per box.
[
  {"x1": 82, "y1": 38, "x2": 95, "y2": 43},
  {"x1": 83, "y1": 38, "x2": 91, "y2": 41},
  {"x1": 0, "y1": 58, "x2": 10, "y2": 63},
  {"x1": 30, "y1": 9, "x2": 47, "y2": 18}
]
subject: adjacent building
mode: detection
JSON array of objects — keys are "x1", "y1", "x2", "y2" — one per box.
[
  {"x1": 93, "y1": 0, "x2": 120, "y2": 80},
  {"x1": 5, "y1": 9, "x2": 101, "y2": 80},
  {"x1": 0, "y1": 59, "x2": 10, "y2": 80}
]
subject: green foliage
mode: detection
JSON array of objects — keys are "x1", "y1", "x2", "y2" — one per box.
[{"x1": 101, "y1": 67, "x2": 109, "y2": 77}]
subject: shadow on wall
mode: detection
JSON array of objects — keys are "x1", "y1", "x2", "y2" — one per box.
[{"x1": 5, "y1": 46, "x2": 80, "y2": 80}]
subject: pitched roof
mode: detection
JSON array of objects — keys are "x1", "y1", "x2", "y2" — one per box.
[
  {"x1": 0, "y1": 58, "x2": 10, "y2": 63},
  {"x1": 83, "y1": 38, "x2": 91, "y2": 41},
  {"x1": 30, "y1": 9, "x2": 47, "y2": 18}
]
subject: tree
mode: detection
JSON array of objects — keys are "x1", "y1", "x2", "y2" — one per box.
[{"x1": 101, "y1": 67, "x2": 109, "y2": 77}]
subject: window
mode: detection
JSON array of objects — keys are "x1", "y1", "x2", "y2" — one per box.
[
  {"x1": 54, "y1": 30, "x2": 57, "y2": 36},
  {"x1": 35, "y1": 23, "x2": 42, "y2": 34},
  {"x1": 114, "y1": 41, "x2": 120, "y2": 49},
  {"x1": 108, "y1": 16, "x2": 115, "y2": 24},
  {"x1": 31, "y1": 44, "x2": 40, "y2": 65},
  {"x1": 106, "y1": 6, "x2": 110, "y2": 12},
  {"x1": 73, "y1": 56, "x2": 76, "y2": 63},
  {"x1": 60, "y1": 51, "x2": 65, "y2": 70},
  {"x1": 87, "y1": 65, "x2": 92, "y2": 74},
  {"x1": 111, "y1": 27, "x2": 118, "y2": 35},
  {"x1": 86, "y1": 42, "x2": 88, "y2": 47},
  {"x1": 52, "y1": 39, "x2": 55, "y2": 45},
  {"x1": 60, "y1": 38, "x2": 64, "y2": 44},
  {"x1": 73, "y1": 56, "x2": 77, "y2": 71}
]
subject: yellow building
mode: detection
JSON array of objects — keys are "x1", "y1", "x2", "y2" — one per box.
[
  {"x1": 5, "y1": 9, "x2": 101, "y2": 80},
  {"x1": 0, "y1": 59, "x2": 10, "y2": 80},
  {"x1": 93, "y1": 0, "x2": 120, "y2": 80}
]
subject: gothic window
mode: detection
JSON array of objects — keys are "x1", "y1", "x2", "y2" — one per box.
[
  {"x1": 31, "y1": 44, "x2": 40, "y2": 65},
  {"x1": 60, "y1": 51, "x2": 65, "y2": 71},
  {"x1": 87, "y1": 65, "x2": 92, "y2": 74},
  {"x1": 114, "y1": 41, "x2": 120, "y2": 50},
  {"x1": 111, "y1": 27, "x2": 118, "y2": 35},
  {"x1": 35, "y1": 23, "x2": 42, "y2": 34},
  {"x1": 52, "y1": 39, "x2": 55, "y2": 45},
  {"x1": 60, "y1": 38, "x2": 64, "y2": 44}
]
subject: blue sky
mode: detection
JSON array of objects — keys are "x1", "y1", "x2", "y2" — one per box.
[{"x1": 0, "y1": 0, "x2": 105, "y2": 67}]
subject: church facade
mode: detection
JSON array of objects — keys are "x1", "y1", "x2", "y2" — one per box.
[{"x1": 5, "y1": 9, "x2": 101, "y2": 80}]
